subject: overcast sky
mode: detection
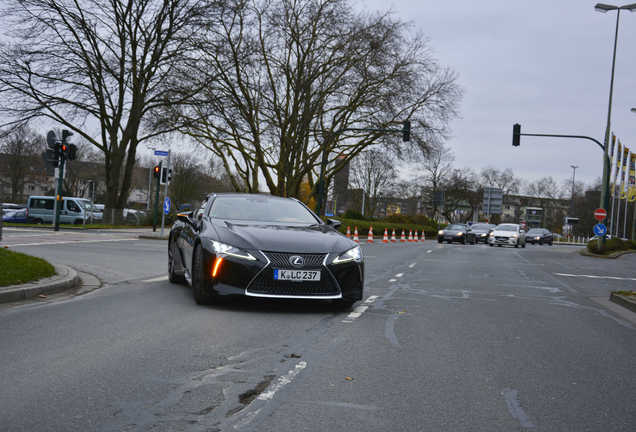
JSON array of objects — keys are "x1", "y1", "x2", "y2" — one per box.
[{"x1": 356, "y1": 0, "x2": 636, "y2": 189}]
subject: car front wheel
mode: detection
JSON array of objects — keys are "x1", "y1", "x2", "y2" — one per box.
[
  {"x1": 168, "y1": 239, "x2": 185, "y2": 284},
  {"x1": 192, "y1": 244, "x2": 214, "y2": 305}
]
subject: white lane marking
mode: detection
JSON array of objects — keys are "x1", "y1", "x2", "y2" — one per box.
[
  {"x1": 502, "y1": 388, "x2": 536, "y2": 429},
  {"x1": 142, "y1": 275, "x2": 169, "y2": 283},
  {"x1": 388, "y1": 278, "x2": 397, "y2": 282},
  {"x1": 395, "y1": 273, "x2": 404, "y2": 278},
  {"x1": 5, "y1": 238, "x2": 138, "y2": 247},
  {"x1": 257, "y1": 361, "x2": 307, "y2": 401},
  {"x1": 426, "y1": 250, "x2": 432, "y2": 254},
  {"x1": 408, "y1": 263, "x2": 416, "y2": 268},
  {"x1": 555, "y1": 273, "x2": 636, "y2": 282},
  {"x1": 341, "y1": 303, "x2": 371, "y2": 323}
]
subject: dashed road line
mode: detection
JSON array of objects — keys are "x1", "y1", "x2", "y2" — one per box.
[
  {"x1": 408, "y1": 263, "x2": 416, "y2": 268},
  {"x1": 502, "y1": 388, "x2": 535, "y2": 429},
  {"x1": 555, "y1": 273, "x2": 636, "y2": 282},
  {"x1": 395, "y1": 273, "x2": 404, "y2": 278},
  {"x1": 426, "y1": 250, "x2": 433, "y2": 254},
  {"x1": 341, "y1": 297, "x2": 377, "y2": 323},
  {"x1": 142, "y1": 275, "x2": 169, "y2": 283},
  {"x1": 388, "y1": 278, "x2": 397, "y2": 282},
  {"x1": 257, "y1": 361, "x2": 307, "y2": 401}
]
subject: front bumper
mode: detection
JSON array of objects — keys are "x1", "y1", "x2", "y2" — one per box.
[
  {"x1": 202, "y1": 248, "x2": 364, "y2": 301},
  {"x1": 438, "y1": 234, "x2": 465, "y2": 242},
  {"x1": 488, "y1": 236, "x2": 518, "y2": 246}
]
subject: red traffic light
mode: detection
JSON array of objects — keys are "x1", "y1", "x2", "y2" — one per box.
[
  {"x1": 153, "y1": 164, "x2": 161, "y2": 178},
  {"x1": 61, "y1": 144, "x2": 68, "y2": 152}
]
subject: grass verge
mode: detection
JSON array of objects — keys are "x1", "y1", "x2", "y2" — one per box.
[{"x1": 0, "y1": 249, "x2": 56, "y2": 287}]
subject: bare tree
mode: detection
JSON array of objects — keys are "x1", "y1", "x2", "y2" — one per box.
[
  {"x1": 0, "y1": 125, "x2": 45, "y2": 202},
  {"x1": 349, "y1": 150, "x2": 396, "y2": 216},
  {"x1": 0, "y1": 0, "x2": 205, "y2": 222},
  {"x1": 167, "y1": 0, "x2": 459, "y2": 209},
  {"x1": 480, "y1": 167, "x2": 521, "y2": 195},
  {"x1": 441, "y1": 168, "x2": 480, "y2": 223},
  {"x1": 420, "y1": 143, "x2": 454, "y2": 218}
]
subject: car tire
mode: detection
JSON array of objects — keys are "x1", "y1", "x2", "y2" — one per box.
[
  {"x1": 33, "y1": 218, "x2": 43, "y2": 224},
  {"x1": 489, "y1": 243, "x2": 493, "y2": 247},
  {"x1": 74, "y1": 219, "x2": 83, "y2": 225},
  {"x1": 549, "y1": 241, "x2": 553, "y2": 246},
  {"x1": 539, "y1": 240, "x2": 543, "y2": 245},
  {"x1": 522, "y1": 242, "x2": 526, "y2": 248},
  {"x1": 515, "y1": 244, "x2": 519, "y2": 248},
  {"x1": 192, "y1": 244, "x2": 214, "y2": 305},
  {"x1": 168, "y1": 239, "x2": 186, "y2": 284},
  {"x1": 438, "y1": 239, "x2": 443, "y2": 243},
  {"x1": 497, "y1": 244, "x2": 502, "y2": 247}
]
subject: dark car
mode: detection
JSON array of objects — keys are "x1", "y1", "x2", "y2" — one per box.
[
  {"x1": 466, "y1": 223, "x2": 496, "y2": 244},
  {"x1": 526, "y1": 228, "x2": 553, "y2": 245},
  {"x1": 168, "y1": 194, "x2": 364, "y2": 308},
  {"x1": 2, "y1": 208, "x2": 31, "y2": 223},
  {"x1": 437, "y1": 224, "x2": 467, "y2": 244}
]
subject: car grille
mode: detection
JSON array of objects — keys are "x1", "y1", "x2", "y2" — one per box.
[
  {"x1": 261, "y1": 251, "x2": 326, "y2": 268},
  {"x1": 247, "y1": 251, "x2": 339, "y2": 297},
  {"x1": 495, "y1": 236, "x2": 510, "y2": 242},
  {"x1": 247, "y1": 268, "x2": 340, "y2": 297}
]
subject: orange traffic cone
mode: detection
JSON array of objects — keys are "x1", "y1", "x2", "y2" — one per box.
[
  {"x1": 400, "y1": 230, "x2": 406, "y2": 242},
  {"x1": 391, "y1": 229, "x2": 397, "y2": 242},
  {"x1": 421, "y1": 231, "x2": 426, "y2": 242},
  {"x1": 382, "y1": 228, "x2": 389, "y2": 243},
  {"x1": 408, "y1": 230, "x2": 413, "y2": 242},
  {"x1": 414, "y1": 230, "x2": 419, "y2": 242},
  {"x1": 353, "y1": 227, "x2": 359, "y2": 243},
  {"x1": 346, "y1": 226, "x2": 351, "y2": 238},
  {"x1": 367, "y1": 226, "x2": 374, "y2": 243}
]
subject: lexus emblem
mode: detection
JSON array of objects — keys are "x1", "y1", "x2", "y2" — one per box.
[{"x1": 289, "y1": 255, "x2": 304, "y2": 267}]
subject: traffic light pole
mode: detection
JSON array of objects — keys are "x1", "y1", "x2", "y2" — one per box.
[
  {"x1": 153, "y1": 174, "x2": 160, "y2": 232},
  {"x1": 160, "y1": 150, "x2": 171, "y2": 237},
  {"x1": 53, "y1": 158, "x2": 65, "y2": 232}
]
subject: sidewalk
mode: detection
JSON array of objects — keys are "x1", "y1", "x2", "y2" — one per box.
[{"x1": 0, "y1": 263, "x2": 80, "y2": 304}]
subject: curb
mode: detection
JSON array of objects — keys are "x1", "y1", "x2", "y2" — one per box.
[
  {"x1": 0, "y1": 264, "x2": 81, "y2": 304},
  {"x1": 609, "y1": 293, "x2": 636, "y2": 314},
  {"x1": 578, "y1": 249, "x2": 636, "y2": 259},
  {"x1": 138, "y1": 234, "x2": 169, "y2": 240}
]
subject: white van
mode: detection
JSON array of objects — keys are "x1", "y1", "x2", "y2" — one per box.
[{"x1": 27, "y1": 196, "x2": 88, "y2": 225}]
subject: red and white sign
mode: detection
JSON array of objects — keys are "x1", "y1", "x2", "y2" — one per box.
[{"x1": 593, "y1": 208, "x2": 607, "y2": 221}]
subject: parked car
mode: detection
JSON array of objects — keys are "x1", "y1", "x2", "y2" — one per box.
[
  {"x1": 27, "y1": 195, "x2": 89, "y2": 224},
  {"x1": 526, "y1": 228, "x2": 553, "y2": 245},
  {"x1": 488, "y1": 223, "x2": 526, "y2": 248},
  {"x1": 77, "y1": 199, "x2": 103, "y2": 222},
  {"x1": 2, "y1": 203, "x2": 25, "y2": 212},
  {"x1": 438, "y1": 224, "x2": 467, "y2": 244},
  {"x1": 467, "y1": 223, "x2": 496, "y2": 244},
  {"x1": 2, "y1": 208, "x2": 31, "y2": 223}
]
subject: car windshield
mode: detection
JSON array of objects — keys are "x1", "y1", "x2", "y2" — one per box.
[
  {"x1": 527, "y1": 229, "x2": 543, "y2": 235},
  {"x1": 446, "y1": 224, "x2": 464, "y2": 230},
  {"x1": 471, "y1": 224, "x2": 491, "y2": 230},
  {"x1": 496, "y1": 224, "x2": 517, "y2": 232},
  {"x1": 210, "y1": 195, "x2": 320, "y2": 224}
]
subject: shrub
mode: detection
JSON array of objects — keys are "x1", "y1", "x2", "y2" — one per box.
[{"x1": 587, "y1": 237, "x2": 636, "y2": 254}]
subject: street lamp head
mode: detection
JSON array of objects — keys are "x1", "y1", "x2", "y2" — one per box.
[
  {"x1": 619, "y1": 2, "x2": 636, "y2": 10},
  {"x1": 631, "y1": 107, "x2": 636, "y2": 113},
  {"x1": 595, "y1": 3, "x2": 618, "y2": 12}
]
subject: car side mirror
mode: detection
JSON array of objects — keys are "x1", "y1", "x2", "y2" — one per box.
[
  {"x1": 326, "y1": 218, "x2": 341, "y2": 229},
  {"x1": 177, "y1": 211, "x2": 193, "y2": 224}
]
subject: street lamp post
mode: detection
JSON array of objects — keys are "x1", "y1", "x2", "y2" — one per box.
[
  {"x1": 595, "y1": 3, "x2": 636, "y2": 219},
  {"x1": 569, "y1": 164, "x2": 578, "y2": 211},
  {"x1": 631, "y1": 108, "x2": 636, "y2": 239}
]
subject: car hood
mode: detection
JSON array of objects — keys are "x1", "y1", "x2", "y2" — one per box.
[
  {"x1": 442, "y1": 229, "x2": 465, "y2": 234},
  {"x1": 211, "y1": 221, "x2": 355, "y2": 254},
  {"x1": 492, "y1": 230, "x2": 517, "y2": 237},
  {"x1": 469, "y1": 229, "x2": 490, "y2": 234}
]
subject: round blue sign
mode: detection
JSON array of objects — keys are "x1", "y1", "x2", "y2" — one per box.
[{"x1": 593, "y1": 223, "x2": 607, "y2": 237}]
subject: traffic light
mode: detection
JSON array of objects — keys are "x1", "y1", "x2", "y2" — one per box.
[
  {"x1": 68, "y1": 144, "x2": 78, "y2": 161},
  {"x1": 402, "y1": 120, "x2": 411, "y2": 142},
  {"x1": 153, "y1": 162, "x2": 162, "y2": 179},
  {"x1": 60, "y1": 143, "x2": 69, "y2": 160},
  {"x1": 167, "y1": 168, "x2": 172, "y2": 183},
  {"x1": 512, "y1": 123, "x2": 521, "y2": 147}
]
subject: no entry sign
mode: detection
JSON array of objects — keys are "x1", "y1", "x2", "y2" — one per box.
[{"x1": 593, "y1": 208, "x2": 607, "y2": 222}]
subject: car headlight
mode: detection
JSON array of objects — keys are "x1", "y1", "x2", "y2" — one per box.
[
  {"x1": 438, "y1": 230, "x2": 444, "y2": 235},
  {"x1": 457, "y1": 232, "x2": 463, "y2": 236},
  {"x1": 489, "y1": 232, "x2": 494, "y2": 237},
  {"x1": 480, "y1": 233, "x2": 487, "y2": 237},
  {"x1": 333, "y1": 245, "x2": 362, "y2": 264},
  {"x1": 210, "y1": 240, "x2": 256, "y2": 261},
  {"x1": 511, "y1": 234, "x2": 518, "y2": 238}
]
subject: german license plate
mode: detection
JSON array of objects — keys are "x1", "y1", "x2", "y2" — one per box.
[{"x1": 274, "y1": 269, "x2": 321, "y2": 282}]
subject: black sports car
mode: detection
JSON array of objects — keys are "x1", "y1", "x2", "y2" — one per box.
[
  {"x1": 168, "y1": 194, "x2": 364, "y2": 308},
  {"x1": 525, "y1": 228, "x2": 553, "y2": 245},
  {"x1": 437, "y1": 224, "x2": 467, "y2": 244}
]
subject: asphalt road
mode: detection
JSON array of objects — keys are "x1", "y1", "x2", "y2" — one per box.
[{"x1": 1, "y1": 229, "x2": 636, "y2": 431}]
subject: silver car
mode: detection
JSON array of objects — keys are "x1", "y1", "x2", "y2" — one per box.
[{"x1": 488, "y1": 223, "x2": 526, "y2": 248}]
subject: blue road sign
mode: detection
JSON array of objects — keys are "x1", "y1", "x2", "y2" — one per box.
[
  {"x1": 154, "y1": 150, "x2": 169, "y2": 157},
  {"x1": 164, "y1": 197, "x2": 171, "y2": 215},
  {"x1": 593, "y1": 223, "x2": 607, "y2": 237}
]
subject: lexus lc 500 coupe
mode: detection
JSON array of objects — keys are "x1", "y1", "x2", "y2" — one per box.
[{"x1": 168, "y1": 194, "x2": 364, "y2": 308}]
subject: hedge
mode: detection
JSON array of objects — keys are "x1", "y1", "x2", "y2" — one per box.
[
  {"x1": 587, "y1": 238, "x2": 636, "y2": 255},
  {"x1": 334, "y1": 218, "x2": 439, "y2": 239}
]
